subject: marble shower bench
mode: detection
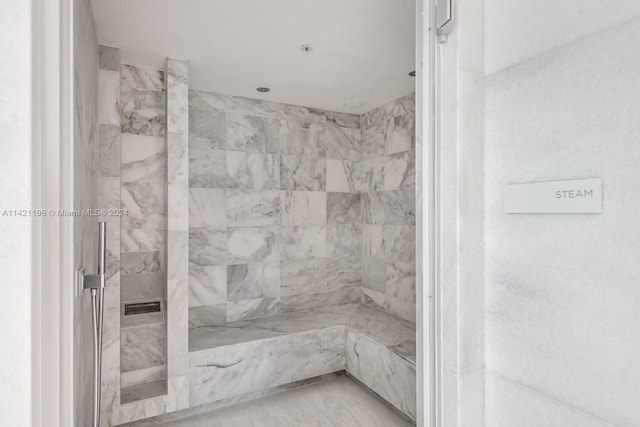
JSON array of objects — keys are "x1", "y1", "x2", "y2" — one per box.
[{"x1": 188, "y1": 304, "x2": 417, "y2": 421}]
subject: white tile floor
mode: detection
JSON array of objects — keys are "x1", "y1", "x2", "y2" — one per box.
[{"x1": 149, "y1": 377, "x2": 414, "y2": 426}]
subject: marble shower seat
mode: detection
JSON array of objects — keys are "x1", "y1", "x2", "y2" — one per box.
[{"x1": 188, "y1": 304, "x2": 416, "y2": 420}]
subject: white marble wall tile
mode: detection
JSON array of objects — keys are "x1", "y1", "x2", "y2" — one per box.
[
  {"x1": 99, "y1": 124, "x2": 120, "y2": 177},
  {"x1": 99, "y1": 69, "x2": 120, "y2": 126},
  {"x1": 326, "y1": 257, "x2": 361, "y2": 290},
  {"x1": 122, "y1": 228, "x2": 164, "y2": 253},
  {"x1": 280, "y1": 155, "x2": 326, "y2": 191},
  {"x1": 189, "y1": 264, "x2": 227, "y2": 307},
  {"x1": 387, "y1": 294, "x2": 416, "y2": 323},
  {"x1": 226, "y1": 190, "x2": 281, "y2": 227},
  {"x1": 281, "y1": 191, "x2": 326, "y2": 225},
  {"x1": 326, "y1": 286, "x2": 361, "y2": 306},
  {"x1": 120, "y1": 89, "x2": 166, "y2": 137},
  {"x1": 98, "y1": 177, "x2": 120, "y2": 211},
  {"x1": 226, "y1": 114, "x2": 279, "y2": 153},
  {"x1": 281, "y1": 259, "x2": 327, "y2": 296},
  {"x1": 361, "y1": 224, "x2": 384, "y2": 257},
  {"x1": 362, "y1": 121, "x2": 386, "y2": 160},
  {"x1": 189, "y1": 304, "x2": 226, "y2": 328},
  {"x1": 226, "y1": 297, "x2": 281, "y2": 322},
  {"x1": 354, "y1": 157, "x2": 385, "y2": 192},
  {"x1": 189, "y1": 143, "x2": 226, "y2": 188},
  {"x1": 383, "y1": 189, "x2": 416, "y2": 225},
  {"x1": 344, "y1": 330, "x2": 416, "y2": 421},
  {"x1": 280, "y1": 226, "x2": 327, "y2": 260},
  {"x1": 168, "y1": 183, "x2": 189, "y2": 231},
  {"x1": 317, "y1": 109, "x2": 361, "y2": 129},
  {"x1": 120, "y1": 134, "x2": 166, "y2": 183},
  {"x1": 327, "y1": 224, "x2": 361, "y2": 257},
  {"x1": 189, "y1": 227, "x2": 226, "y2": 265},
  {"x1": 279, "y1": 121, "x2": 324, "y2": 156},
  {"x1": 121, "y1": 64, "x2": 165, "y2": 92},
  {"x1": 189, "y1": 327, "x2": 344, "y2": 406},
  {"x1": 361, "y1": 257, "x2": 386, "y2": 293},
  {"x1": 167, "y1": 231, "x2": 189, "y2": 280},
  {"x1": 361, "y1": 192, "x2": 385, "y2": 225},
  {"x1": 227, "y1": 262, "x2": 280, "y2": 301},
  {"x1": 121, "y1": 323, "x2": 165, "y2": 372},
  {"x1": 323, "y1": 124, "x2": 361, "y2": 161},
  {"x1": 121, "y1": 251, "x2": 161, "y2": 275},
  {"x1": 327, "y1": 193, "x2": 361, "y2": 224},
  {"x1": 385, "y1": 112, "x2": 414, "y2": 155},
  {"x1": 326, "y1": 159, "x2": 358, "y2": 192},
  {"x1": 227, "y1": 226, "x2": 280, "y2": 264},
  {"x1": 385, "y1": 262, "x2": 416, "y2": 323},
  {"x1": 226, "y1": 151, "x2": 280, "y2": 190},
  {"x1": 121, "y1": 273, "x2": 164, "y2": 302},
  {"x1": 167, "y1": 323, "x2": 189, "y2": 379},
  {"x1": 361, "y1": 287, "x2": 389, "y2": 313},
  {"x1": 167, "y1": 59, "x2": 189, "y2": 134},
  {"x1": 281, "y1": 292, "x2": 327, "y2": 313},
  {"x1": 121, "y1": 365, "x2": 166, "y2": 389},
  {"x1": 189, "y1": 109, "x2": 226, "y2": 150},
  {"x1": 189, "y1": 188, "x2": 226, "y2": 228},
  {"x1": 383, "y1": 225, "x2": 415, "y2": 263},
  {"x1": 121, "y1": 182, "x2": 166, "y2": 229},
  {"x1": 99, "y1": 45, "x2": 120, "y2": 71},
  {"x1": 168, "y1": 278, "x2": 189, "y2": 328},
  {"x1": 384, "y1": 150, "x2": 415, "y2": 190},
  {"x1": 168, "y1": 133, "x2": 188, "y2": 183}
]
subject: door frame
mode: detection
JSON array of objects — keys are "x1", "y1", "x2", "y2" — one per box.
[{"x1": 31, "y1": 0, "x2": 75, "y2": 425}]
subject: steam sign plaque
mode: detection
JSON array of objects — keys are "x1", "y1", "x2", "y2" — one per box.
[{"x1": 504, "y1": 178, "x2": 602, "y2": 214}]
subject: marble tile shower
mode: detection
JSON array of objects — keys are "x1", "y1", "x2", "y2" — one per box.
[
  {"x1": 187, "y1": 91, "x2": 369, "y2": 328},
  {"x1": 96, "y1": 44, "x2": 415, "y2": 423}
]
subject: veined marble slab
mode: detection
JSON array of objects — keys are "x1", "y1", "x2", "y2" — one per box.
[{"x1": 187, "y1": 304, "x2": 416, "y2": 420}]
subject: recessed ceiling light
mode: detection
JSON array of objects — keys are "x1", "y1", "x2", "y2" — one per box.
[
  {"x1": 409, "y1": 71, "x2": 416, "y2": 77},
  {"x1": 256, "y1": 87, "x2": 270, "y2": 93},
  {"x1": 300, "y1": 44, "x2": 313, "y2": 54}
]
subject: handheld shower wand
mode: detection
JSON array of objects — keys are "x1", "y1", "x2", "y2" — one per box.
[{"x1": 83, "y1": 222, "x2": 107, "y2": 427}]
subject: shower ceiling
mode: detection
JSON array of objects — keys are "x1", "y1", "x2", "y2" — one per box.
[{"x1": 90, "y1": 0, "x2": 416, "y2": 114}]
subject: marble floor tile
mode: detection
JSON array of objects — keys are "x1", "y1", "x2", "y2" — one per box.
[{"x1": 130, "y1": 377, "x2": 413, "y2": 427}]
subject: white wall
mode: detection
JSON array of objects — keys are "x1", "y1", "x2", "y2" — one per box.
[
  {"x1": 0, "y1": 0, "x2": 32, "y2": 425},
  {"x1": 484, "y1": 6, "x2": 640, "y2": 426}
]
